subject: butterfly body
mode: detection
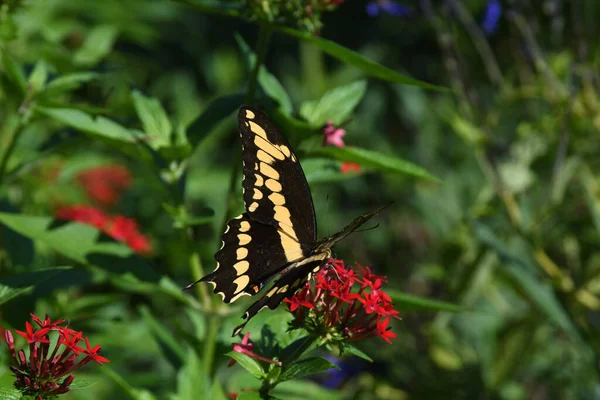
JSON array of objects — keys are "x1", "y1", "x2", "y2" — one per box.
[{"x1": 188, "y1": 106, "x2": 385, "y2": 336}]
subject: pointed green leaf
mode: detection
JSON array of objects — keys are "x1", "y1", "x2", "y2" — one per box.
[
  {"x1": 132, "y1": 90, "x2": 173, "y2": 148},
  {"x1": 279, "y1": 357, "x2": 339, "y2": 382},
  {"x1": 140, "y1": 306, "x2": 186, "y2": 369},
  {"x1": 36, "y1": 106, "x2": 144, "y2": 143},
  {"x1": 236, "y1": 34, "x2": 293, "y2": 115},
  {"x1": 172, "y1": 351, "x2": 207, "y2": 400},
  {"x1": 0, "y1": 386, "x2": 21, "y2": 400},
  {"x1": 1, "y1": 49, "x2": 26, "y2": 93},
  {"x1": 208, "y1": 381, "x2": 228, "y2": 400},
  {"x1": 69, "y1": 379, "x2": 98, "y2": 389},
  {"x1": 43, "y1": 72, "x2": 100, "y2": 94},
  {"x1": 311, "y1": 146, "x2": 439, "y2": 182},
  {"x1": 300, "y1": 81, "x2": 366, "y2": 126},
  {"x1": 386, "y1": 290, "x2": 465, "y2": 312},
  {"x1": 73, "y1": 25, "x2": 118, "y2": 66},
  {"x1": 342, "y1": 344, "x2": 373, "y2": 362},
  {"x1": 226, "y1": 351, "x2": 266, "y2": 379},
  {"x1": 187, "y1": 93, "x2": 245, "y2": 148},
  {"x1": 28, "y1": 60, "x2": 48, "y2": 93},
  {"x1": 276, "y1": 27, "x2": 447, "y2": 91},
  {"x1": 0, "y1": 267, "x2": 71, "y2": 305}
]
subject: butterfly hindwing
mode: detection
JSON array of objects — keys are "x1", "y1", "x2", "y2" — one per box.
[
  {"x1": 238, "y1": 107, "x2": 317, "y2": 261},
  {"x1": 200, "y1": 213, "x2": 292, "y2": 303},
  {"x1": 232, "y1": 259, "x2": 326, "y2": 336}
]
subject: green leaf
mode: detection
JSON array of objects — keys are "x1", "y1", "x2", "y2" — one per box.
[
  {"x1": 0, "y1": 386, "x2": 22, "y2": 400},
  {"x1": 237, "y1": 392, "x2": 264, "y2": 400},
  {"x1": 310, "y1": 146, "x2": 439, "y2": 182},
  {"x1": 226, "y1": 351, "x2": 266, "y2": 379},
  {"x1": 1, "y1": 49, "x2": 26, "y2": 92},
  {"x1": 36, "y1": 106, "x2": 144, "y2": 143},
  {"x1": 279, "y1": 357, "x2": 338, "y2": 382},
  {"x1": 73, "y1": 25, "x2": 118, "y2": 66},
  {"x1": 473, "y1": 221, "x2": 582, "y2": 342},
  {"x1": 0, "y1": 213, "x2": 159, "y2": 282},
  {"x1": 276, "y1": 27, "x2": 447, "y2": 91},
  {"x1": 300, "y1": 81, "x2": 366, "y2": 126},
  {"x1": 0, "y1": 267, "x2": 71, "y2": 305},
  {"x1": 342, "y1": 344, "x2": 373, "y2": 362},
  {"x1": 132, "y1": 90, "x2": 173, "y2": 148},
  {"x1": 386, "y1": 290, "x2": 465, "y2": 312},
  {"x1": 139, "y1": 306, "x2": 186, "y2": 369},
  {"x1": 69, "y1": 379, "x2": 98, "y2": 389},
  {"x1": 28, "y1": 60, "x2": 48, "y2": 93},
  {"x1": 43, "y1": 72, "x2": 100, "y2": 94},
  {"x1": 171, "y1": 351, "x2": 208, "y2": 400},
  {"x1": 187, "y1": 93, "x2": 245, "y2": 148},
  {"x1": 235, "y1": 34, "x2": 293, "y2": 115},
  {"x1": 208, "y1": 381, "x2": 228, "y2": 400}
]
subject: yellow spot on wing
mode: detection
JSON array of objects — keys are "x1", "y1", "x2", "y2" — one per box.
[
  {"x1": 257, "y1": 149, "x2": 275, "y2": 164},
  {"x1": 254, "y1": 135, "x2": 285, "y2": 160},
  {"x1": 249, "y1": 202, "x2": 259, "y2": 212},
  {"x1": 269, "y1": 193, "x2": 285, "y2": 206},
  {"x1": 249, "y1": 121, "x2": 268, "y2": 139},
  {"x1": 239, "y1": 234, "x2": 251, "y2": 245},
  {"x1": 245, "y1": 109, "x2": 255, "y2": 119},
  {"x1": 236, "y1": 248, "x2": 248, "y2": 260},
  {"x1": 234, "y1": 260, "x2": 250, "y2": 274},
  {"x1": 265, "y1": 179, "x2": 282, "y2": 192},
  {"x1": 260, "y1": 163, "x2": 280, "y2": 179},
  {"x1": 240, "y1": 221, "x2": 250, "y2": 232},
  {"x1": 277, "y1": 285, "x2": 289, "y2": 294},
  {"x1": 233, "y1": 275, "x2": 250, "y2": 294},
  {"x1": 278, "y1": 145, "x2": 291, "y2": 157},
  {"x1": 253, "y1": 188, "x2": 263, "y2": 200},
  {"x1": 255, "y1": 174, "x2": 264, "y2": 186},
  {"x1": 277, "y1": 230, "x2": 303, "y2": 262}
]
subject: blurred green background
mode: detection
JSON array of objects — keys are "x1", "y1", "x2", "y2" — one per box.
[{"x1": 1, "y1": 0, "x2": 600, "y2": 399}]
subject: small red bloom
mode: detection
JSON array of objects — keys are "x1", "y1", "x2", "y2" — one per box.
[
  {"x1": 76, "y1": 164, "x2": 132, "y2": 207},
  {"x1": 56, "y1": 205, "x2": 153, "y2": 255},
  {"x1": 287, "y1": 259, "x2": 401, "y2": 344},
  {"x1": 5, "y1": 314, "x2": 109, "y2": 398},
  {"x1": 323, "y1": 120, "x2": 346, "y2": 147},
  {"x1": 340, "y1": 161, "x2": 361, "y2": 174},
  {"x1": 228, "y1": 332, "x2": 282, "y2": 367},
  {"x1": 15, "y1": 322, "x2": 50, "y2": 345}
]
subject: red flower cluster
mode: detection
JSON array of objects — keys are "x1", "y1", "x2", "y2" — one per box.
[
  {"x1": 285, "y1": 259, "x2": 400, "y2": 344},
  {"x1": 56, "y1": 204, "x2": 152, "y2": 255},
  {"x1": 4, "y1": 314, "x2": 109, "y2": 399},
  {"x1": 76, "y1": 164, "x2": 132, "y2": 207},
  {"x1": 340, "y1": 162, "x2": 361, "y2": 174}
]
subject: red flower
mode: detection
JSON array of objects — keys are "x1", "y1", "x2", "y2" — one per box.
[
  {"x1": 76, "y1": 164, "x2": 132, "y2": 207},
  {"x1": 56, "y1": 204, "x2": 153, "y2": 255},
  {"x1": 340, "y1": 162, "x2": 361, "y2": 174},
  {"x1": 5, "y1": 314, "x2": 109, "y2": 398},
  {"x1": 228, "y1": 332, "x2": 282, "y2": 367},
  {"x1": 286, "y1": 259, "x2": 401, "y2": 344},
  {"x1": 323, "y1": 120, "x2": 346, "y2": 147}
]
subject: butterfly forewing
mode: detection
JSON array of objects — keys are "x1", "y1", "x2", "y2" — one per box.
[{"x1": 238, "y1": 107, "x2": 317, "y2": 258}]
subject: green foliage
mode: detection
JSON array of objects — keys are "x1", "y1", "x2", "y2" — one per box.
[{"x1": 1, "y1": 0, "x2": 599, "y2": 399}]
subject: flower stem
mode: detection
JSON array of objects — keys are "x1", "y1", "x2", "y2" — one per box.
[
  {"x1": 0, "y1": 118, "x2": 23, "y2": 186},
  {"x1": 203, "y1": 315, "x2": 220, "y2": 377}
]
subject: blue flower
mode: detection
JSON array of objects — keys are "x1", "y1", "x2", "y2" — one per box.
[
  {"x1": 366, "y1": 0, "x2": 412, "y2": 17},
  {"x1": 481, "y1": 0, "x2": 502, "y2": 35}
]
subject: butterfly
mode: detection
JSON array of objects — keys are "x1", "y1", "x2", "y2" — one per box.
[{"x1": 186, "y1": 106, "x2": 387, "y2": 336}]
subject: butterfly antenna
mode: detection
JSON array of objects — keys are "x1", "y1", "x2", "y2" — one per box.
[{"x1": 351, "y1": 223, "x2": 381, "y2": 234}]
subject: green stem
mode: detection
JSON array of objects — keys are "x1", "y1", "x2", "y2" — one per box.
[
  {"x1": 0, "y1": 119, "x2": 23, "y2": 186},
  {"x1": 246, "y1": 23, "x2": 272, "y2": 106},
  {"x1": 203, "y1": 315, "x2": 220, "y2": 377}
]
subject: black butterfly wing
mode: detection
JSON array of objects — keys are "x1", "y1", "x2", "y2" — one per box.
[
  {"x1": 198, "y1": 213, "x2": 297, "y2": 303},
  {"x1": 238, "y1": 106, "x2": 317, "y2": 257},
  {"x1": 232, "y1": 259, "x2": 325, "y2": 337}
]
